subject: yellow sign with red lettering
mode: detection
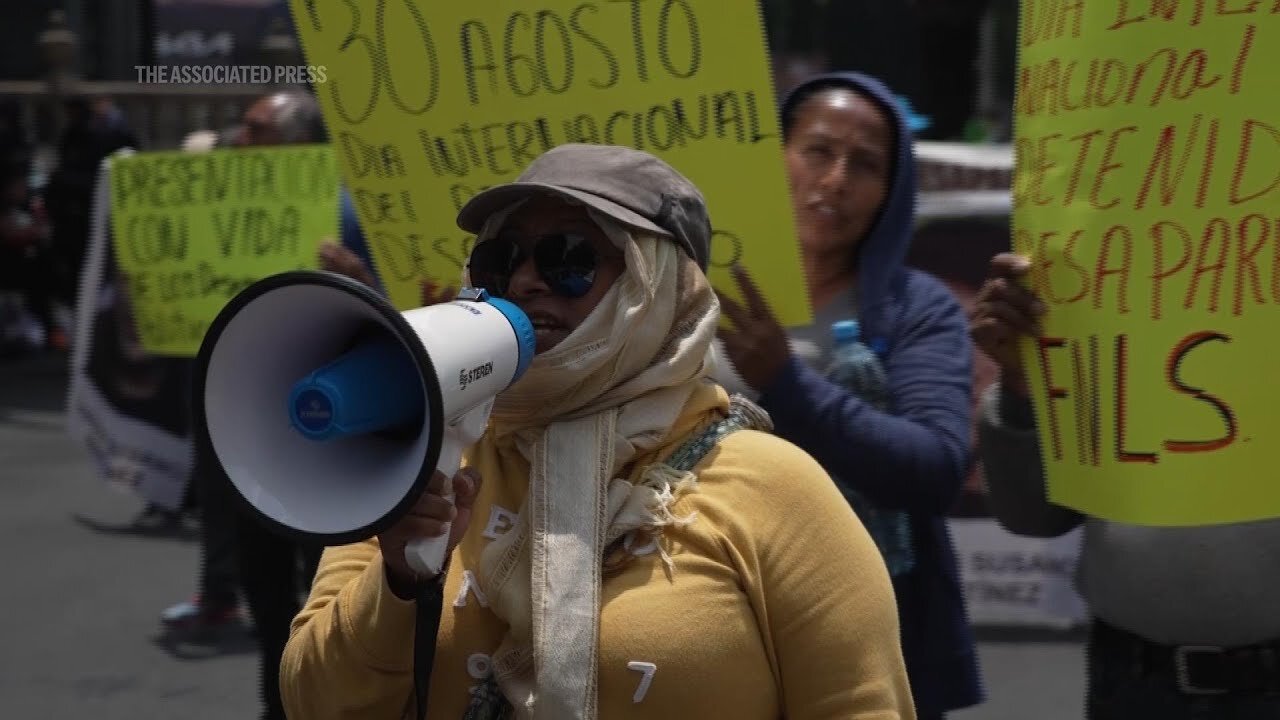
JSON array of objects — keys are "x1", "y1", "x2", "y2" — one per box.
[
  {"x1": 287, "y1": 0, "x2": 811, "y2": 326},
  {"x1": 1013, "y1": 1, "x2": 1280, "y2": 525}
]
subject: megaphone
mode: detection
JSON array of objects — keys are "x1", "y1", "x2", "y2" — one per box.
[{"x1": 192, "y1": 270, "x2": 536, "y2": 576}]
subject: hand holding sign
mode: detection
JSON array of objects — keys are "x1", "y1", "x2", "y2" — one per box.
[
  {"x1": 716, "y1": 265, "x2": 792, "y2": 392},
  {"x1": 421, "y1": 281, "x2": 458, "y2": 307},
  {"x1": 971, "y1": 253, "x2": 1045, "y2": 396},
  {"x1": 318, "y1": 240, "x2": 378, "y2": 288}
]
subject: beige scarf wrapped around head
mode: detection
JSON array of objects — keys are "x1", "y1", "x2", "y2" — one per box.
[{"x1": 464, "y1": 206, "x2": 720, "y2": 719}]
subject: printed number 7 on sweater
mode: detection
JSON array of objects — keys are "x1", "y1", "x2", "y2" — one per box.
[{"x1": 627, "y1": 661, "x2": 656, "y2": 703}]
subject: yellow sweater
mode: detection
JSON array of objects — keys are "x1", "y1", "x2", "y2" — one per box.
[{"x1": 281, "y1": 393, "x2": 915, "y2": 719}]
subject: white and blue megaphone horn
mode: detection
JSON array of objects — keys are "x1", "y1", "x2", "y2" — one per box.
[{"x1": 192, "y1": 270, "x2": 535, "y2": 576}]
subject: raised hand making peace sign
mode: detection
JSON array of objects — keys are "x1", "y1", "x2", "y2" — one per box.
[{"x1": 715, "y1": 265, "x2": 793, "y2": 392}]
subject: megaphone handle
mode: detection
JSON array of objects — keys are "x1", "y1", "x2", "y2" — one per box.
[
  {"x1": 404, "y1": 401, "x2": 493, "y2": 578},
  {"x1": 404, "y1": 437, "x2": 463, "y2": 578}
]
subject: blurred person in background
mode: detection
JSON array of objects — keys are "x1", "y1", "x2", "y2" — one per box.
[
  {"x1": 156, "y1": 124, "x2": 250, "y2": 635},
  {"x1": 234, "y1": 89, "x2": 378, "y2": 720},
  {"x1": 973, "y1": 253, "x2": 1280, "y2": 719},
  {"x1": 0, "y1": 99, "x2": 33, "y2": 180},
  {"x1": 163, "y1": 88, "x2": 348, "y2": 720},
  {"x1": 0, "y1": 160, "x2": 59, "y2": 351},
  {"x1": 44, "y1": 96, "x2": 138, "y2": 317},
  {"x1": 163, "y1": 117, "x2": 381, "y2": 660},
  {"x1": 0, "y1": 100, "x2": 56, "y2": 352},
  {"x1": 711, "y1": 71, "x2": 984, "y2": 719}
]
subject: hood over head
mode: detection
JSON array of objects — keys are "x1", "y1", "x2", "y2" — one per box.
[{"x1": 781, "y1": 71, "x2": 919, "y2": 353}]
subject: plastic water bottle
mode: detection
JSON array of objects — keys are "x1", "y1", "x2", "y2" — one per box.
[
  {"x1": 826, "y1": 321, "x2": 891, "y2": 410},
  {"x1": 824, "y1": 320, "x2": 916, "y2": 577}
]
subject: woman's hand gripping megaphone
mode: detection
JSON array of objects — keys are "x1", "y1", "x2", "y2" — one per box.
[{"x1": 378, "y1": 466, "x2": 484, "y2": 599}]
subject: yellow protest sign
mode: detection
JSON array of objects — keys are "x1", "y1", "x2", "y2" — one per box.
[
  {"x1": 1013, "y1": 2, "x2": 1280, "y2": 526},
  {"x1": 287, "y1": 0, "x2": 811, "y2": 326},
  {"x1": 110, "y1": 145, "x2": 340, "y2": 356}
]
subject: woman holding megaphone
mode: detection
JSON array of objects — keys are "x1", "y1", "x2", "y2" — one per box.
[{"x1": 279, "y1": 145, "x2": 917, "y2": 719}]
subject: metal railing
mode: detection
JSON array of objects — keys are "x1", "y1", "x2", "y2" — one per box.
[
  {"x1": 1, "y1": 80, "x2": 270, "y2": 152},
  {"x1": 1, "y1": 8, "x2": 302, "y2": 167}
]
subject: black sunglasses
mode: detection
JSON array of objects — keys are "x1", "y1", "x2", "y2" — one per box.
[{"x1": 466, "y1": 232, "x2": 598, "y2": 299}]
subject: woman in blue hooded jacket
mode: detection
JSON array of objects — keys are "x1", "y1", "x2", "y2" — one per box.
[{"x1": 714, "y1": 72, "x2": 984, "y2": 718}]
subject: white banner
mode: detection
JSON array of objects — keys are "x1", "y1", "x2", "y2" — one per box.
[
  {"x1": 66, "y1": 373, "x2": 192, "y2": 509},
  {"x1": 65, "y1": 152, "x2": 194, "y2": 510},
  {"x1": 947, "y1": 518, "x2": 1088, "y2": 629}
]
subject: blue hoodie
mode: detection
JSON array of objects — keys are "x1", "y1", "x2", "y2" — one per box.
[{"x1": 759, "y1": 72, "x2": 983, "y2": 716}]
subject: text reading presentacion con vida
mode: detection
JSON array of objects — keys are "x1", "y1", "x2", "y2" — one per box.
[
  {"x1": 1014, "y1": 0, "x2": 1280, "y2": 468},
  {"x1": 114, "y1": 150, "x2": 331, "y2": 295},
  {"x1": 304, "y1": 0, "x2": 765, "y2": 280},
  {"x1": 111, "y1": 148, "x2": 337, "y2": 346}
]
